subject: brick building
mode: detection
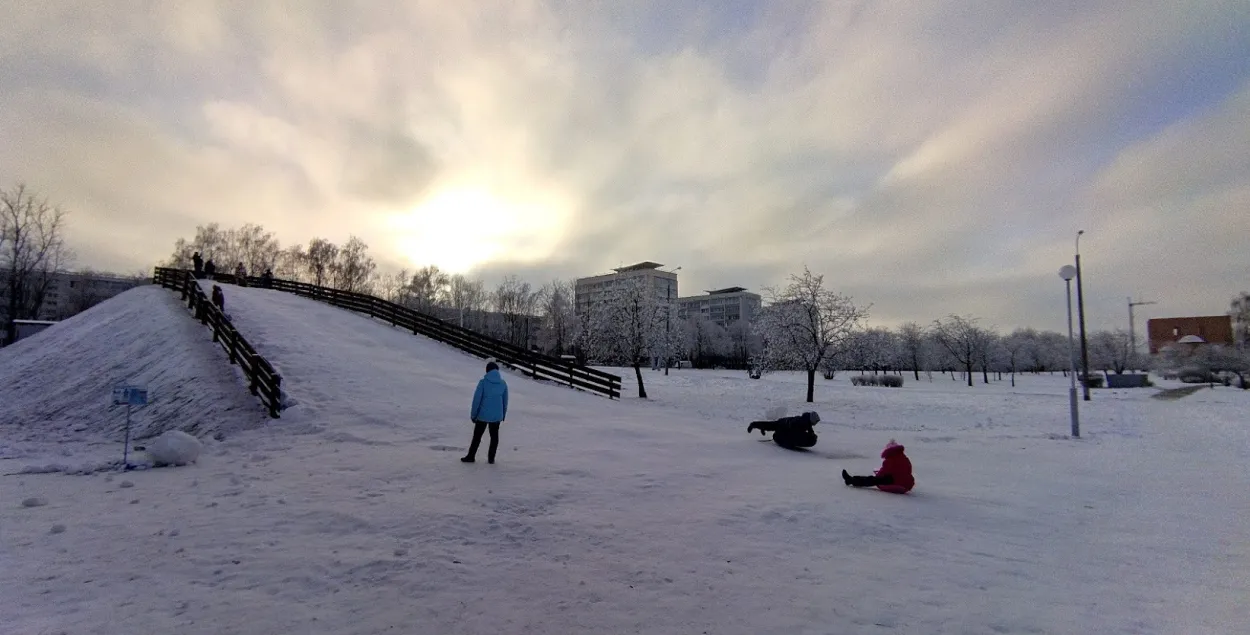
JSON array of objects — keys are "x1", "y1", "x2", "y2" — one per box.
[{"x1": 1146, "y1": 315, "x2": 1234, "y2": 354}]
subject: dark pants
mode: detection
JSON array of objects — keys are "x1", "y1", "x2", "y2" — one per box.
[
  {"x1": 748, "y1": 420, "x2": 817, "y2": 448},
  {"x1": 466, "y1": 421, "x2": 500, "y2": 461},
  {"x1": 847, "y1": 474, "x2": 894, "y2": 487}
]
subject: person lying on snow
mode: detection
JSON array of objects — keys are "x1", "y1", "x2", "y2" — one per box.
[
  {"x1": 747, "y1": 411, "x2": 820, "y2": 449},
  {"x1": 842, "y1": 439, "x2": 914, "y2": 494}
]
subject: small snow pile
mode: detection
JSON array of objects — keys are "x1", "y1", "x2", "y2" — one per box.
[{"x1": 144, "y1": 430, "x2": 202, "y2": 467}]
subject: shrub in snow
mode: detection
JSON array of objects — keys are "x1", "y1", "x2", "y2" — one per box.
[
  {"x1": 852, "y1": 375, "x2": 904, "y2": 387},
  {"x1": 146, "y1": 430, "x2": 202, "y2": 467}
]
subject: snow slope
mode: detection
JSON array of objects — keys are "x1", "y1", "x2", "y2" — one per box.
[
  {"x1": 0, "y1": 286, "x2": 271, "y2": 468},
  {"x1": 3, "y1": 282, "x2": 1248, "y2": 634}
]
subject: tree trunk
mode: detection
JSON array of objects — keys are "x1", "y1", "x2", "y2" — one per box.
[
  {"x1": 634, "y1": 364, "x2": 647, "y2": 399},
  {"x1": 966, "y1": 362, "x2": 974, "y2": 387},
  {"x1": 806, "y1": 368, "x2": 816, "y2": 403},
  {"x1": 982, "y1": 367, "x2": 989, "y2": 384},
  {"x1": 913, "y1": 363, "x2": 920, "y2": 381}
]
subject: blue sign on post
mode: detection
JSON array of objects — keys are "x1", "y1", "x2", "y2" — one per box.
[{"x1": 112, "y1": 385, "x2": 149, "y2": 470}]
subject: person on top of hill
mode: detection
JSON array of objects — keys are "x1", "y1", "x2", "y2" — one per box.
[
  {"x1": 842, "y1": 439, "x2": 914, "y2": 494},
  {"x1": 747, "y1": 411, "x2": 820, "y2": 449},
  {"x1": 234, "y1": 262, "x2": 248, "y2": 286},
  {"x1": 260, "y1": 268, "x2": 274, "y2": 288},
  {"x1": 192, "y1": 252, "x2": 204, "y2": 278},
  {"x1": 462, "y1": 360, "x2": 509, "y2": 464}
]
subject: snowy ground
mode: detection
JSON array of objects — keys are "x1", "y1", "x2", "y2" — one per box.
[{"x1": 3, "y1": 282, "x2": 1248, "y2": 634}]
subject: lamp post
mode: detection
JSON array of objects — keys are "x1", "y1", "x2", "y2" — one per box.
[
  {"x1": 1060, "y1": 265, "x2": 1080, "y2": 437},
  {"x1": 1075, "y1": 230, "x2": 1091, "y2": 400},
  {"x1": 1128, "y1": 297, "x2": 1157, "y2": 371},
  {"x1": 663, "y1": 266, "x2": 681, "y2": 375}
]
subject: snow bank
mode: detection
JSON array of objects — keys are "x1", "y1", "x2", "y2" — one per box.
[
  {"x1": 144, "y1": 429, "x2": 202, "y2": 466},
  {"x1": 0, "y1": 285, "x2": 270, "y2": 464}
]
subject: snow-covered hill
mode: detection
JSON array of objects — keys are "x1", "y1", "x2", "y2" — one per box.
[
  {"x1": 0, "y1": 285, "x2": 271, "y2": 467},
  {"x1": 2, "y1": 281, "x2": 1247, "y2": 634}
]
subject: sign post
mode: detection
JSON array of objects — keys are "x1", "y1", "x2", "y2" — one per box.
[{"x1": 112, "y1": 386, "x2": 149, "y2": 470}]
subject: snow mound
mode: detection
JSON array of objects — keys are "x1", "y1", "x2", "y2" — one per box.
[
  {"x1": 144, "y1": 430, "x2": 202, "y2": 466},
  {"x1": 0, "y1": 286, "x2": 270, "y2": 461}
]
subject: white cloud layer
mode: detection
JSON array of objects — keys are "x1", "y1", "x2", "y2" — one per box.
[{"x1": 2, "y1": 0, "x2": 1248, "y2": 332}]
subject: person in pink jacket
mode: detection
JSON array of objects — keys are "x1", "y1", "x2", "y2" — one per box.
[{"x1": 842, "y1": 439, "x2": 914, "y2": 494}]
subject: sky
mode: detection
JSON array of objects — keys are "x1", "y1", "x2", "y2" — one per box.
[{"x1": 2, "y1": 0, "x2": 1248, "y2": 333}]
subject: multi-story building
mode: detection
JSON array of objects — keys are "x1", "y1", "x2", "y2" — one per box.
[
  {"x1": 574, "y1": 262, "x2": 679, "y2": 315},
  {"x1": 1, "y1": 269, "x2": 144, "y2": 325},
  {"x1": 1146, "y1": 315, "x2": 1234, "y2": 354},
  {"x1": 677, "y1": 287, "x2": 762, "y2": 327}
]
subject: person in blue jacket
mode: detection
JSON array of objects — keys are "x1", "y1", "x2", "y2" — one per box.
[{"x1": 462, "y1": 360, "x2": 509, "y2": 464}]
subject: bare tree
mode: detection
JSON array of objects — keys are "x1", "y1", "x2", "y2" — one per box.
[
  {"x1": 331, "y1": 236, "x2": 376, "y2": 293},
  {"x1": 492, "y1": 276, "x2": 539, "y2": 347},
  {"x1": 931, "y1": 315, "x2": 988, "y2": 387},
  {"x1": 754, "y1": 266, "x2": 869, "y2": 402},
  {"x1": 306, "y1": 238, "x2": 338, "y2": 287},
  {"x1": 405, "y1": 265, "x2": 449, "y2": 314},
  {"x1": 445, "y1": 274, "x2": 486, "y2": 330},
  {"x1": 273, "y1": 245, "x2": 307, "y2": 281},
  {"x1": 537, "y1": 279, "x2": 576, "y2": 355},
  {"x1": 1, "y1": 184, "x2": 71, "y2": 343},
  {"x1": 976, "y1": 327, "x2": 999, "y2": 384},
  {"x1": 898, "y1": 322, "x2": 928, "y2": 380}
]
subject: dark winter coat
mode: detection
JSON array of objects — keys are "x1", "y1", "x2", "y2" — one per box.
[
  {"x1": 204, "y1": 260, "x2": 217, "y2": 276},
  {"x1": 470, "y1": 369, "x2": 509, "y2": 423},
  {"x1": 875, "y1": 442, "x2": 914, "y2": 493},
  {"x1": 192, "y1": 253, "x2": 203, "y2": 273},
  {"x1": 772, "y1": 412, "x2": 819, "y2": 448}
]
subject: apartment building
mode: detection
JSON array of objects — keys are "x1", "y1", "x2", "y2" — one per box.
[
  {"x1": 1, "y1": 269, "x2": 144, "y2": 324},
  {"x1": 676, "y1": 287, "x2": 762, "y2": 327},
  {"x1": 574, "y1": 261, "x2": 679, "y2": 315}
]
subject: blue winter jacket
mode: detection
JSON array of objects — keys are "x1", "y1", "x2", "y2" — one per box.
[{"x1": 470, "y1": 369, "x2": 509, "y2": 423}]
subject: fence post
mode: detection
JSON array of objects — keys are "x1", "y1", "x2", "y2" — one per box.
[
  {"x1": 248, "y1": 353, "x2": 260, "y2": 395},
  {"x1": 269, "y1": 375, "x2": 282, "y2": 418},
  {"x1": 227, "y1": 328, "x2": 238, "y2": 365}
]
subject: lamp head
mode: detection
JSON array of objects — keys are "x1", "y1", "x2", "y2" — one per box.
[{"x1": 1059, "y1": 265, "x2": 1077, "y2": 281}]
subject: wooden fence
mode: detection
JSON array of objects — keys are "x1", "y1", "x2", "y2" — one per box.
[
  {"x1": 204, "y1": 271, "x2": 621, "y2": 400},
  {"x1": 153, "y1": 268, "x2": 284, "y2": 417}
]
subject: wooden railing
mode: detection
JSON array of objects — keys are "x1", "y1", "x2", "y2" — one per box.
[
  {"x1": 204, "y1": 271, "x2": 622, "y2": 400},
  {"x1": 153, "y1": 268, "x2": 284, "y2": 417}
]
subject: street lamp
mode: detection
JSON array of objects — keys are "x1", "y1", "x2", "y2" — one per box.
[
  {"x1": 1075, "y1": 230, "x2": 1091, "y2": 400},
  {"x1": 1059, "y1": 265, "x2": 1080, "y2": 438},
  {"x1": 1128, "y1": 297, "x2": 1157, "y2": 371},
  {"x1": 663, "y1": 266, "x2": 681, "y2": 375}
]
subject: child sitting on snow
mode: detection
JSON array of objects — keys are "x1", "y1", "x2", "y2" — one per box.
[{"x1": 842, "y1": 439, "x2": 914, "y2": 494}]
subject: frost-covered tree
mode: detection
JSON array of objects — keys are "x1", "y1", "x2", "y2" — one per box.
[
  {"x1": 1001, "y1": 329, "x2": 1035, "y2": 387},
  {"x1": 1090, "y1": 329, "x2": 1133, "y2": 374},
  {"x1": 403, "y1": 265, "x2": 449, "y2": 314},
  {"x1": 680, "y1": 315, "x2": 730, "y2": 368},
  {"x1": 583, "y1": 275, "x2": 669, "y2": 398},
  {"x1": 754, "y1": 267, "x2": 869, "y2": 402},
  {"x1": 274, "y1": 244, "x2": 307, "y2": 282},
  {"x1": 897, "y1": 322, "x2": 929, "y2": 380},
  {"x1": 976, "y1": 327, "x2": 999, "y2": 384},
  {"x1": 445, "y1": 274, "x2": 487, "y2": 330},
  {"x1": 931, "y1": 315, "x2": 990, "y2": 387},
  {"x1": 1230, "y1": 292, "x2": 1250, "y2": 348}
]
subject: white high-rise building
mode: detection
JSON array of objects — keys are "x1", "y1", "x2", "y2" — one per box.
[
  {"x1": 676, "y1": 287, "x2": 761, "y2": 327},
  {"x1": 574, "y1": 262, "x2": 678, "y2": 315}
]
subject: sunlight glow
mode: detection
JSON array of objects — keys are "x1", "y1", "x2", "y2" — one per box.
[{"x1": 386, "y1": 179, "x2": 573, "y2": 274}]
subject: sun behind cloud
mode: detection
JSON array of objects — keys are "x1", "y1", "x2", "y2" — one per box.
[{"x1": 386, "y1": 177, "x2": 574, "y2": 274}]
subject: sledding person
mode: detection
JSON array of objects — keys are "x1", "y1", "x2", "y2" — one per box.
[
  {"x1": 747, "y1": 411, "x2": 820, "y2": 449},
  {"x1": 462, "y1": 360, "x2": 509, "y2": 464},
  {"x1": 192, "y1": 252, "x2": 204, "y2": 278},
  {"x1": 842, "y1": 439, "x2": 914, "y2": 494}
]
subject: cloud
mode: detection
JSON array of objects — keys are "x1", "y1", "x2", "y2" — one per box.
[{"x1": 1, "y1": 0, "x2": 1248, "y2": 333}]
